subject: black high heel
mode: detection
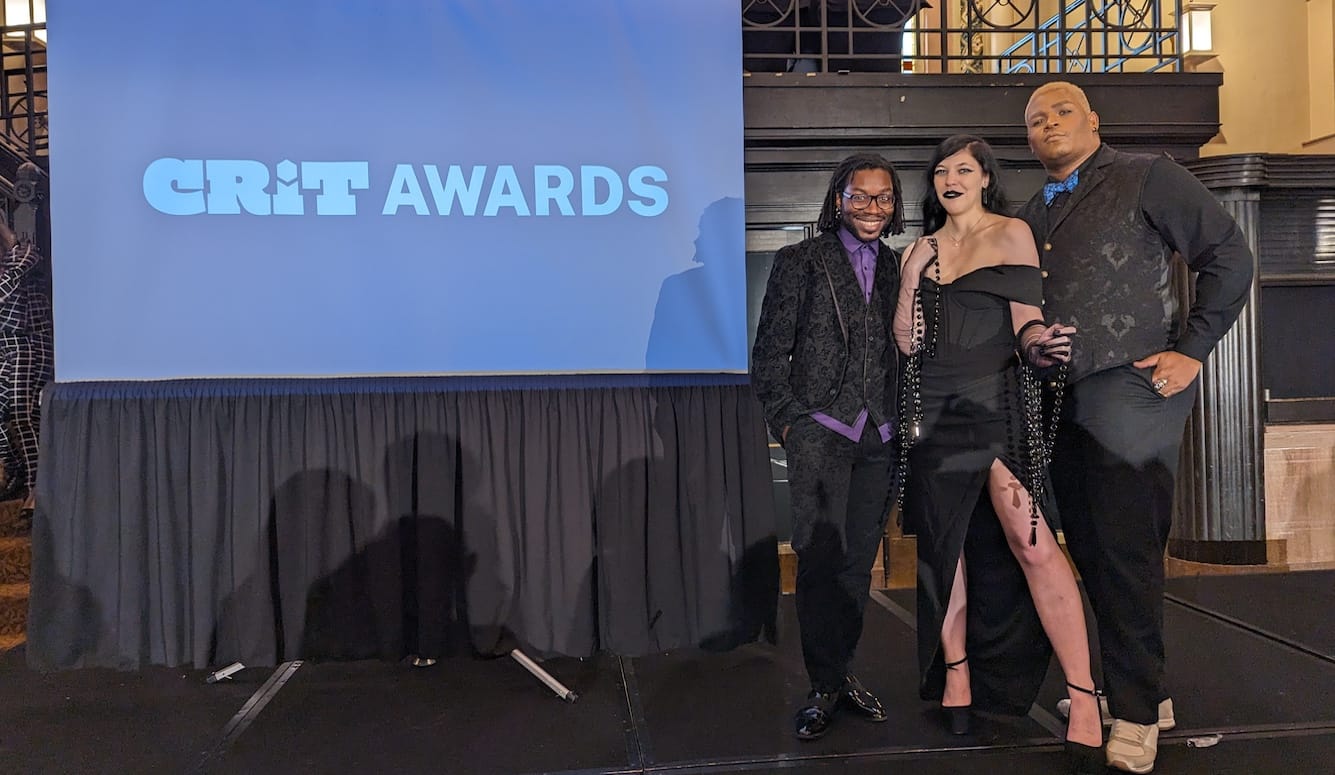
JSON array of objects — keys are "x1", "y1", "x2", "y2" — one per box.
[
  {"x1": 942, "y1": 655, "x2": 971, "y2": 735},
  {"x1": 1064, "y1": 681, "x2": 1104, "y2": 775}
]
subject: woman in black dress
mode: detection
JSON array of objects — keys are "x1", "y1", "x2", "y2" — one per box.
[{"x1": 892, "y1": 135, "x2": 1101, "y2": 773}]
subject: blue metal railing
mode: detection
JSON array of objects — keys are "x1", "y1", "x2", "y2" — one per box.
[
  {"x1": 743, "y1": 0, "x2": 1184, "y2": 75},
  {"x1": 996, "y1": 0, "x2": 1182, "y2": 74}
]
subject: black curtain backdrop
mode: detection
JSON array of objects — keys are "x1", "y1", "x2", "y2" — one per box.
[{"x1": 27, "y1": 375, "x2": 778, "y2": 670}]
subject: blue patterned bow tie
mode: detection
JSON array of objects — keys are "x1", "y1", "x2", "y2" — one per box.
[{"x1": 1043, "y1": 170, "x2": 1080, "y2": 205}]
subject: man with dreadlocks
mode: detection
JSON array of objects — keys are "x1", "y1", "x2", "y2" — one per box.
[{"x1": 751, "y1": 152, "x2": 905, "y2": 740}]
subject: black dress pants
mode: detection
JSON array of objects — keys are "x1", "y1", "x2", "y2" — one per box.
[
  {"x1": 786, "y1": 418, "x2": 893, "y2": 693},
  {"x1": 0, "y1": 326, "x2": 52, "y2": 490},
  {"x1": 1050, "y1": 364, "x2": 1196, "y2": 725}
]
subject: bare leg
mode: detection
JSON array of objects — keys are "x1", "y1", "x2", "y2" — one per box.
[
  {"x1": 987, "y1": 459, "x2": 1101, "y2": 747},
  {"x1": 940, "y1": 555, "x2": 970, "y2": 708}
]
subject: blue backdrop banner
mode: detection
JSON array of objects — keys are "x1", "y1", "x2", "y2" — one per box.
[{"x1": 47, "y1": 0, "x2": 746, "y2": 379}]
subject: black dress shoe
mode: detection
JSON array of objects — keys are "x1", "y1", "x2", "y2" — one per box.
[
  {"x1": 840, "y1": 674, "x2": 888, "y2": 722},
  {"x1": 794, "y1": 690, "x2": 840, "y2": 740}
]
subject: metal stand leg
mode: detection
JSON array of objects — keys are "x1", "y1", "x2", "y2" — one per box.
[{"x1": 509, "y1": 648, "x2": 578, "y2": 703}]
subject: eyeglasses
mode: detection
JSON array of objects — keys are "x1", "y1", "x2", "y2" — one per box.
[{"x1": 842, "y1": 191, "x2": 895, "y2": 210}]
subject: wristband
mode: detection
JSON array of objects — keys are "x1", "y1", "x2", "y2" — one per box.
[{"x1": 1016, "y1": 319, "x2": 1047, "y2": 340}]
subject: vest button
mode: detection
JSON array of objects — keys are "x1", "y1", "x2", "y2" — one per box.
[
  {"x1": 1044, "y1": 242, "x2": 1053, "y2": 251},
  {"x1": 1041, "y1": 270, "x2": 1050, "y2": 278}
]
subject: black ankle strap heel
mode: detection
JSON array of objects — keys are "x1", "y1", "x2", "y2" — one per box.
[
  {"x1": 941, "y1": 656, "x2": 971, "y2": 735},
  {"x1": 1063, "y1": 681, "x2": 1104, "y2": 774}
]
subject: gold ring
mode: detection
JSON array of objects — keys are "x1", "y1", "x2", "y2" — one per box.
[{"x1": 1153, "y1": 378, "x2": 1168, "y2": 391}]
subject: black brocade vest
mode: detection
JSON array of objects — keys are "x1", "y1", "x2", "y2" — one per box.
[
  {"x1": 1021, "y1": 148, "x2": 1177, "y2": 383},
  {"x1": 822, "y1": 252, "x2": 895, "y2": 432}
]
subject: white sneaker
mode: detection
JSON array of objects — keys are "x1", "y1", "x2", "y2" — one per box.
[
  {"x1": 1158, "y1": 697, "x2": 1175, "y2": 730},
  {"x1": 1056, "y1": 696, "x2": 1175, "y2": 730},
  {"x1": 1106, "y1": 719, "x2": 1159, "y2": 774}
]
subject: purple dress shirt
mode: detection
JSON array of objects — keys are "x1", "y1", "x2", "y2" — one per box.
[{"x1": 810, "y1": 228, "x2": 894, "y2": 444}]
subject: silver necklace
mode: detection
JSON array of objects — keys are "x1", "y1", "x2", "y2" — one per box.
[{"x1": 944, "y1": 212, "x2": 986, "y2": 248}]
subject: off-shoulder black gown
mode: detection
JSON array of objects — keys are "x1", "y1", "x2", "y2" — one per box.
[{"x1": 904, "y1": 260, "x2": 1057, "y2": 715}]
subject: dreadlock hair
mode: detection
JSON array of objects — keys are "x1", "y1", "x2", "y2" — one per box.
[
  {"x1": 815, "y1": 152, "x2": 906, "y2": 238},
  {"x1": 920, "y1": 134, "x2": 1009, "y2": 236}
]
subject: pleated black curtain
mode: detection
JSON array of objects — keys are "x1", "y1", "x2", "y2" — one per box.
[{"x1": 27, "y1": 375, "x2": 778, "y2": 669}]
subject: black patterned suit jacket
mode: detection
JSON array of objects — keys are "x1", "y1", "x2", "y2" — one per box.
[{"x1": 750, "y1": 230, "x2": 901, "y2": 444}]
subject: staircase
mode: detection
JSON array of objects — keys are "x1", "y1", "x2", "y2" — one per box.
[{"x1": 0, "y1": 497, "x2": 30, "y2": 651}]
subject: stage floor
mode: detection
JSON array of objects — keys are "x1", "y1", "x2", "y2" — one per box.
[{"x1": 4, "y1": 571, "x2": 1334, "y2": 774}]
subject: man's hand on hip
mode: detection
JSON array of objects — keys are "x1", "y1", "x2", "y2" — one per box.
[{"x1": 1133, "y1": 351, "x2": 1202, "y2": 399}]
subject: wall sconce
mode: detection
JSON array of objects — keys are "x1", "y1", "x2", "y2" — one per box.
[
  {"x1": 1181, "y1": 2, "x2": 1216, "y2": 66},
  {"x1": 2, "y1": 0, "x2": 46, "y2": 45}
]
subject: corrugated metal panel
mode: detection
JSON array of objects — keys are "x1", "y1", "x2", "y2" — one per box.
[
  {"x1": 1175, "y1": 194, "x2": 1265, "y2": 546},
  {"x1": 1258, "y1": 191, "x2": 1335, "y2": 281}
]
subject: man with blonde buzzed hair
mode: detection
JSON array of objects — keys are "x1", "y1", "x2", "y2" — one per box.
[{"x1": 1017, "y1": 80, "x2": 1254, "y2": 773}]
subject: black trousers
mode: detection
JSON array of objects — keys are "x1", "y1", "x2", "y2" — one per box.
[
  {"x1": 0, "y1": 326, "x2": 53, "y2": 490},
  {"x1": 786, "y1": 418, "x2": 893, "y2": 693},
  {"x1": 1050, "y1": 364, "x2": 1196, "y2": 725}
]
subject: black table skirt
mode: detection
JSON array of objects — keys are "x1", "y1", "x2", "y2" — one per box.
[{"x1": 28, "y1": 375, "x2": 778, "y2": 669}]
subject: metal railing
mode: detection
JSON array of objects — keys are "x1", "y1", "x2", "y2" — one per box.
[
  {"x1": 742, "y1": 0, "x2": 1185, "y2": 75},
  {"x1": 0, "y1": 4, "x2": 1190, "y2": 168},
  {"x1": 0, "y1": 22, "x2": 46, "y2": 163},
  {"x1": 0, "y1": 3, "x2": 48, "y2": 262}
]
